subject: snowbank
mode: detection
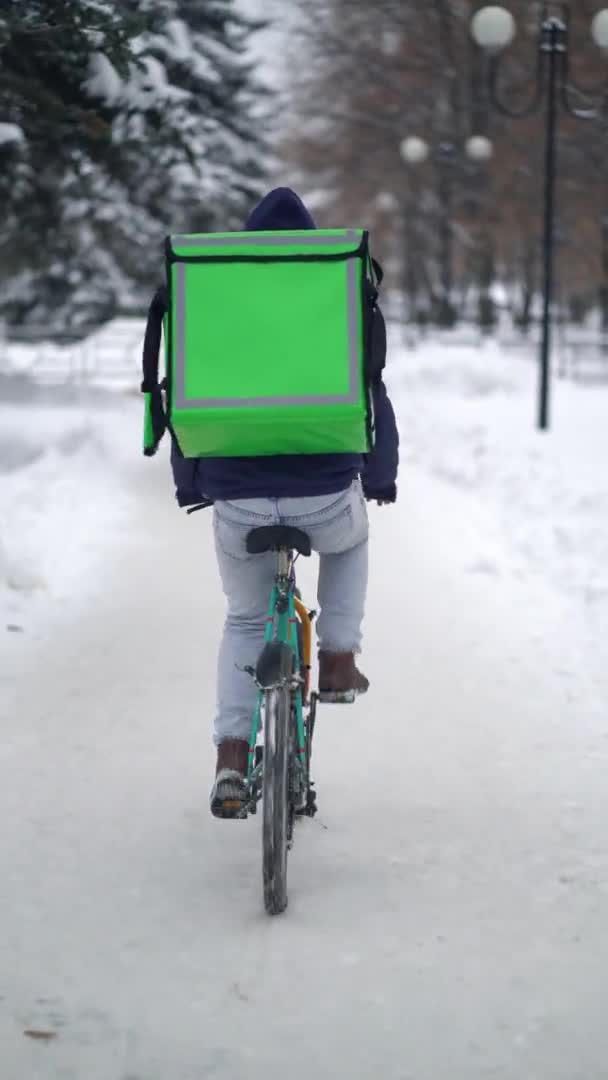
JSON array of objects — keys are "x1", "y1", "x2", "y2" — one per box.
[
  {"x1": 387, "y1": 332, "x2": 608, "y2": 686},
  {"x1": 389, "y1": 335, "x2": 608, "y2": 599},
  {"x1": 0, "y1": 373, "x2": 139, "y2": 631}
]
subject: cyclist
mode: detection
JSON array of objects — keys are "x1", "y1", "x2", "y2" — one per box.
[{"x1": 154, "y1": 187, "x2": 399, "y2": 816}]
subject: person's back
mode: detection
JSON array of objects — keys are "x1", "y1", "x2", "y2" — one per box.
[
  {"x1": 169, "y1": 188, "x2": 392, "y2": 508},
  {"x1": 144, "y1": 187, "x2": 399, "y2": 817}
]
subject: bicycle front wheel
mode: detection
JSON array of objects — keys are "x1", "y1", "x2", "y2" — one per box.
[{"x1": 262, "y1": 685, "x2": 291, "y2": 915}]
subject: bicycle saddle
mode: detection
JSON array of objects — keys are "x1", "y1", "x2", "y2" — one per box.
[{"x1": 246, "y1": 526, "x2": 312, "y2": 557}]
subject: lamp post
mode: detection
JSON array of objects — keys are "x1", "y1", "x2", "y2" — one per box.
[
  {"x1": 400, "y1": 134, "x2": 493, "y2": 328},
  {"x1": 471, "y1": 3, "x2": 608, "y2": 431}
]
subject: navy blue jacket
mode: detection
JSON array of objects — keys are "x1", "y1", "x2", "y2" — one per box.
[{"x1": 146, "y1": 188, "x2": 399, "y2": 505}]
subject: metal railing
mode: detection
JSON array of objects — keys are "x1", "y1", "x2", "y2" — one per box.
[
  {"x1": 0, "y1": 320, "x2": 145, "y2": 388},
  {"x1": 2, "y1": 315, "x2": 607, "y2": 388}
]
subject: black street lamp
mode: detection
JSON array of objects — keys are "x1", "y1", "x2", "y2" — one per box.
[{"x1": 471, "y1": 3, "x2": 608, "y2": 430}]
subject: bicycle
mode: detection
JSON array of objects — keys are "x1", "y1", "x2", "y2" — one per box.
[{"x1": 239, "y1": 524, "x2": 319, "y2": 916}]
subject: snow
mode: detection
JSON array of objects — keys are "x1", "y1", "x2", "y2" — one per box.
[
  {"x1": 0, "y1": 320, "x2": 143, "y2": 389},
  {"x1": 85, "y1": 48, "x2": 190, "y2": 111},
  {"x1": 139, "y1": 55, "x2": 170, "y2": 92},
  {"x1": 236, "y1": 0, "x2": 297, "y2": 90},
  {"x1": 2, "y1": 327, "x2": 608, "y2": 1077},
  {"x1": 85, "y1": 53, "x2": 123, "y2": 106},
  {"x1": 0, "y1": 122, "x2": 25, "y2": 146},
  {"x1": 166, "y1": 18, "x2": 192, "y2": 61},
  {"x1": 0, "y1": 368, "x2": 140, "y2": 630},
  {"x1": 391, "y1": 335, "x2": 608, "y2": 679}
]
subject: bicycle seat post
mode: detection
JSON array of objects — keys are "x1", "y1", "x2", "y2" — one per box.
[
  {"x1": 275, "y1": 547, "x2": 292, "y2": 615},
  {"x1": 277, "y1": 547, "x2": 291, "y2": 581}
]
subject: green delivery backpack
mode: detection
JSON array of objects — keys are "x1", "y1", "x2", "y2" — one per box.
[{"x1": 142, "y1": 228, "x2": 382, "y2": 459}]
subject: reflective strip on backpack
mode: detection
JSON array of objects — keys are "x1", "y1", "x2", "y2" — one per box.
[
  {"x1": 172, "y1": 258, "x2": 361, "y2": 410},
  {"x1": 171, "y1": 230, "x2": 360, "y2": 249}
]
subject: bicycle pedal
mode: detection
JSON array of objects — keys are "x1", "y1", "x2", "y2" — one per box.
[{"x1": 317, "y1": 689, "x2": 356, "y2": 704}]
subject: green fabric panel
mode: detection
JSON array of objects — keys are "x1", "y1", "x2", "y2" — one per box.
[
  {"x1": 172, "y1": 409, "x2": 368, "y2": 457},
  {"x1": 179, "y1": 261, "x2": 351, "y2": 401}
]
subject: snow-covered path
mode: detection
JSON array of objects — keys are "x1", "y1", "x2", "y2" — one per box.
[{"x1": 3, "y1": 432, "x2": 608, "y2": 1079}]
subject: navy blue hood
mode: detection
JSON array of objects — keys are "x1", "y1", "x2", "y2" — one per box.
[{"x1": 245, "y1": 187, "x2": 316, "y2": 231}]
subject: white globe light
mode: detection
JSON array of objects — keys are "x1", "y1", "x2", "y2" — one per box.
[
  {"x1": 466, "y1": 135, "x2": 494, "y2": 162},
  {"x1": 400, "y1": 136, "x2": 430, "y2": 165},
  {"x1": 471, "y1": 6, "x2": 516, "y2": 51},
  {"x1": 591, "y1": 9, "x2": 608, "y2": 50},
  {"x1": 375, "y1": 191, "x2": 399, "y2": 213}
]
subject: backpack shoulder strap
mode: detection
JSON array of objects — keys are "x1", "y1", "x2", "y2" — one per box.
[
  {"x1": 142, "y1": 285, "x2": 168, "y2": 456},
  {"x1": 363, "y1": 252, "x2": 386, "y2": 382}
]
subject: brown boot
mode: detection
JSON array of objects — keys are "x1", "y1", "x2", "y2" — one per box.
[
  {"x1": 210, "y1": 738, "x2": 250, "y2": 818},
  {"x1": 318, "y1": 651, "x2": 369, "y2": 703}
]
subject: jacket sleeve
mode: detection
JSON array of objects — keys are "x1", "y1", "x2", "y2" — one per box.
[
  {"x1": 170, "y1": 439, "x2": 209, "y2": 508},
  {"x1": 361, "y1": 377, "x2": 399, "y2": 503}
]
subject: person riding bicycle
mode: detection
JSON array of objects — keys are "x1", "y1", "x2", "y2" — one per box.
[{"x1": 146, "y1": 187, "x2": 399, "y2": 817}]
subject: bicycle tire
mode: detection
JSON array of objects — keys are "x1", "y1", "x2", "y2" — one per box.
[{"x1": 263, "y1": 684, "x2": 291, "y2": 915}]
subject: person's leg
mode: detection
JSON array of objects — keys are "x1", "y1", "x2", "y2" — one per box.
[
  {"x1": 213, "y1": 502, "x2": 276, "y2": 746},
  {"x1": 316, "y1": 539, "x2": 368, "y2": 654},
  {"x1": 279, "y1": 481, "x2": 369, "y2": 665}
]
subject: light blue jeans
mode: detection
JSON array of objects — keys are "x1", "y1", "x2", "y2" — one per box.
[{"x1": 212, "y1": 481, "x2": 369, "y2": 745}]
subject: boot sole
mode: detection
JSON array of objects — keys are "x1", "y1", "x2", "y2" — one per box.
[
  {"x1": 318, "y1": 689, "x2": 358, "y2": 704},
  {"x1": 210, "y1": 776, "x2": 248, "y2": 819},
  {"x1": 210, "y1": 793, "x2": 247, "y2": 819},
  {"x1": 211, "y1": 797, "x2": 247, "y2": 819}
]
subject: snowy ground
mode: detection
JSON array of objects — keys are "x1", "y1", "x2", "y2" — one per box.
[
  {"x1": 0, "y1": 320, "x2": 143, "y2": 631},
  {"x1": 0, "y1": 377, "x2": 137, "y2": 633},
  {"x1": 389, "y1": 334, "x2": 608, "y2": 691},
  {"x1": 2, "y1": 329, "x2": 608, "y2": 1078}
]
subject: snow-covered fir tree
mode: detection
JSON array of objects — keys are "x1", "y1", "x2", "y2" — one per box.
[{"x1": 0, "y1": 1, "x2": 270, "y2": 332}]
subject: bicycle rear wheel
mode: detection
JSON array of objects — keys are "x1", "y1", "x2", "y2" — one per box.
[{"x1": 263, "y1": 685, "x2": 291, "y2": 915}]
